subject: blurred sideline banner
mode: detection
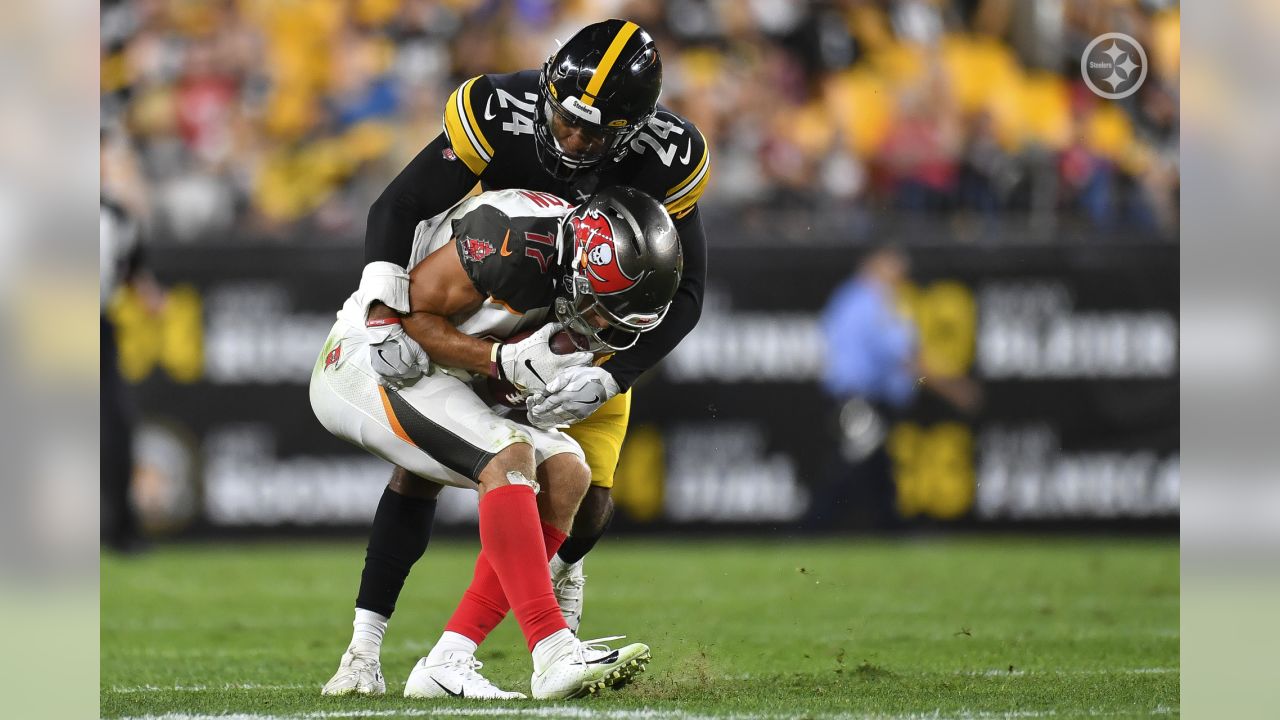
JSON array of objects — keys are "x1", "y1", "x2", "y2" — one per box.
[{"x1": 114, "y1": 237, "x2": 1177, "y2": 537}]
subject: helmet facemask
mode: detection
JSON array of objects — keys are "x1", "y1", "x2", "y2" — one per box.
[{"x1": 534, "y1": 61, "x2": 652, "y2": 181}]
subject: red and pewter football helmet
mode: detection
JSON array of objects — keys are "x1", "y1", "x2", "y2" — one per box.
[{"x1": 553, "y1": 186, "x2": 682, "y2": 352}]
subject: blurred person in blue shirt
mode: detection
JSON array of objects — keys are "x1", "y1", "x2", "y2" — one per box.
[
  {"x1": 821, "y1": 247, "x2": 919, "y2": 411},
  {"x1": 807, "y1": 246, "x2": 978, "y2": 531}
]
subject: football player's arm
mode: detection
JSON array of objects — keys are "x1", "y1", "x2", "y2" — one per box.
[
  {"x1": 364, "y1": 75, "x2": 498, "y2": 321},
  {"x1": 403, "y1": 235, "x2": 593, "y2": 387},
  {"x1": 364, "y1": 133, "x2": 479, "y2": 268},
  {"x1": 599, "y1": 206, "x2": 708, "y2": 390},
  {"x1": 401, "y1": 243, "x2": 492, "y2": 376}
]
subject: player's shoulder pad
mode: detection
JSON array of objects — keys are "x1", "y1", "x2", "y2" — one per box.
[
  {"x1": 633, "y1": 108, "x2": 711, "y2": 220},
  {"x1": 442, "y1": 74, "x2": 499, "y2": 176},
  {"x1": 468, "y1": 188, "x2": 575, "y2": 219},
  {"x1": 442, "y1": 71, "x2": 541, "y2": 177}
]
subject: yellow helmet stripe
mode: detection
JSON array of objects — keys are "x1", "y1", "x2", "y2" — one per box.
[{"x1": 581, "y1": 21, "x2": 639, "y2": 107}]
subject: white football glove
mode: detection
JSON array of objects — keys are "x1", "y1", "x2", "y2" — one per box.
[
  {"x1": 366, "y1": 318, "x2": 428, "y2": 385},
  {"x1": 527, "y1": 365, "x2": 620, "y2": 429},
  {"x1": 497, "y1": 323, "x2": 593, "y2": 394}
]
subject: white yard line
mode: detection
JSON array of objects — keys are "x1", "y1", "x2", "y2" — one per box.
[
  {"x1": 108, "y1": 683, "x2": 314, "y2": 694},
  {"x1": 955, "y1": 667, "x2": 1178, "y2": 678},
  {"x1": 105, "y1": 668, "x2": 1178, "y2": 695},
  {"x1": 111, "y1": 706, "x2": 1177, "y2": 720}
]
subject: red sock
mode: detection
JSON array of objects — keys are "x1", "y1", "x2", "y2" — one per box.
[
  {"x1": 465, "y1": 484, "x2": 569, "y2": 651},
  {"x1": 444, "y1": 519, "x2": 567, "y2": 645}
]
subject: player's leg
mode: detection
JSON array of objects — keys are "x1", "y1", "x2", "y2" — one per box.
[
  {"x1": 310, "y1": 326, "x2": 506, "y2": 696},
  {"x1": 407, "y1": 445, "x2": 583, "y2": 699},
  {"x1": 429, "y1": 449, "x2": 585, "y2": 652},
  {"x1": 321, "y1": 467, "x2": 442, "y2": 696},
  {"x1": 411, "y1": 430, "x2": 649, "y2": 699},
  {"x1": 554, "y1": 390, "x2": 632, "y2": 632}
]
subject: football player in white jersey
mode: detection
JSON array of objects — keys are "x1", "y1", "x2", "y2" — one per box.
[{"x1": 310, "y1": 185, "x2": 682, "y2": 699}]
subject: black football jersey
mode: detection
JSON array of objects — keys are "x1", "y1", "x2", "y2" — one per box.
[
  {"x1": 449, "y1": 191, "x2": 570, "y2": 314},
  {"x1": 404, "y1": 189, "x2": 573, "y2": 343},
  {"x1": 442, "y1": 71, "x2": 710, "y2": 219}
]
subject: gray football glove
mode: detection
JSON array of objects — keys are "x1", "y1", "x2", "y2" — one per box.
[{"x1": 366, "y1": 319, "x2": 428, "y2": 385}]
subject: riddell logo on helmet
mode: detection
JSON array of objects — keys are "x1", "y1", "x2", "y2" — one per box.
[{"x1": 574, "y1": 211, "x2": 637, "y2": 294}]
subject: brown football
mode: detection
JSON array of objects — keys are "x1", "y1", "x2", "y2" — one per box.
[
  {"x1": 483, "y1": 325, "x2": 586, "y2": 408},
  {"x1": 550, "y1": 329, "x2": 588, "y2": 355}
]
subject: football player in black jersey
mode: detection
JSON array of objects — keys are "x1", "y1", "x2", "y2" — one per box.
[{"x1": 323, "y1": 19, "x2": 709, "y2": 696}]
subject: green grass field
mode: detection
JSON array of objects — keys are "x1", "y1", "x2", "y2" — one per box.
[{"x1": 101, "y1": 537, "x2": 1178, "y2": 719}]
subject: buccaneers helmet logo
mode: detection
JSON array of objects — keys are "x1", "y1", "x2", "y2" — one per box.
[
  {"x1": 573, "y1": 211, "x2": 636, "y2": 295},
  {"x1": 461, "y1": 237, "x2": 495, "y2": 263}
]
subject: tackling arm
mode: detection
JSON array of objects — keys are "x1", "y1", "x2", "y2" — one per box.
[
  {"x1": 363, "y1": 132, "x2": 480, "y2": 323},
  {"x1": 598, "y1": 205, "x2": 708, "y2": 390},
  {"x1": 402, "y1": 243, "x2": 491, "y2": 375},
  {"x1": 364, "y1": 132, "x2": 480, "y2": 267}
]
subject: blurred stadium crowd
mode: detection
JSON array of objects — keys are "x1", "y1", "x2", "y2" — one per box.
[{"x1": 100, "y1": 0, "x2": 1179, "y2": 242}]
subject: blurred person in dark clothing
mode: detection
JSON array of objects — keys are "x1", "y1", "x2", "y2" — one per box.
[
  {"x1": 100, "y1": 197, "x2": 164, "y2": 553},
  {"x1": 805, "y1": 246, "x2": 978, "y2": 531},
  {"x1": 101, "y1": 127, "x2": 166, "y2": 553}
]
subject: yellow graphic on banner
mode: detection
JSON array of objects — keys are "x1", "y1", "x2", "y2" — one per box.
[
  {"x1": 898, "y1": 280, "x2": 977, "y2": 378},
  {"x1": 109, "y1": 284, "x2": 204, "y2": 383},
  {"x1": 888, "y1": 422, "x2": 974, "y2": 520}
]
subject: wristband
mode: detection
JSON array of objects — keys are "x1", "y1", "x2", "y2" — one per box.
[
  {"x1": 490, "y1": 343, "x2": 504, "y2": 380},
  {"x1": 366, "y1": 317, "x2": 402, "y2": 328}
]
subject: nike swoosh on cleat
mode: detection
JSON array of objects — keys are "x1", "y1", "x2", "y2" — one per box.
[
  {"x1": 585, "y1": 650, "x2": 620, "y2": 665},
  {"x1": 524, "y1": 359, "x2": 546, "y2": 385},
  {"x1": 432, "y1": 678, "x2": 464, "y2": 698}
]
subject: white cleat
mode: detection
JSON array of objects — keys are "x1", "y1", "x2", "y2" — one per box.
[
  {"x1": 530, "y1": 635, "x2": 650, "y2": 700},
  {"x1": 321, "y1": 644, "x2": 386, "y2": 696},
  {"x1": 550, "y1": 557, "x2": 586, "y2": 634},
  {"x1": 404, "y1": 651, "x2": 527, "y2": 700}
]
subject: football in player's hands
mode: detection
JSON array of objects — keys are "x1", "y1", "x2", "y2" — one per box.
[
  {"x1": 486, "y1": 328, "x2": 534, "y2": 408},
  {"x1": 549, "y1": 329, "x2": 588, "y2": 355},
  {"x1": 485, "y1": 325, "x2": 590, "y2": 408}
]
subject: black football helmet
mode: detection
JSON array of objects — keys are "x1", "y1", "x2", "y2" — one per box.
[
  {"x1": 553, "y1": 186, "x2": 683, "y2": 352},
  {"x1": 535, "y1": 19, "x2": 662, "y2": 180}
]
